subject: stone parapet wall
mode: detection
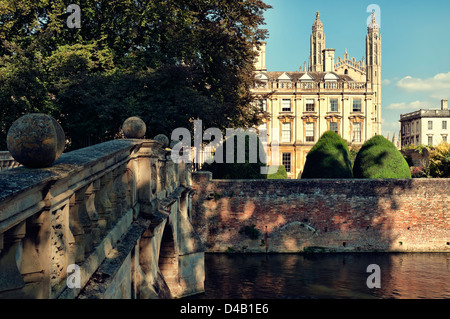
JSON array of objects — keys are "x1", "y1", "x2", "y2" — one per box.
[
  {"x1": 191, "y1": 172, "x2": 450, "y2": 253},
  {"x1": 0, "y1": 140, "x2": 204, "y2": 299}
]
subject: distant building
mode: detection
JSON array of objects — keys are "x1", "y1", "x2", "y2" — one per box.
[
  {"x1": 252, "y1": 11, "x2": 382, "y2": 178},
  {"x1": 399, "y1": 99, "x2": 450, "y2": 147}
]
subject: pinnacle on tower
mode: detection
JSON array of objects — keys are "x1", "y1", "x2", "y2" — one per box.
[{"x1": 369, "y1": 10, "x2": 379, "y2": 30}]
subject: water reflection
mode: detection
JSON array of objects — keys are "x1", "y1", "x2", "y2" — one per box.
[{"x1": 190, "y1": 253, "x2": 450, "y2": 299}]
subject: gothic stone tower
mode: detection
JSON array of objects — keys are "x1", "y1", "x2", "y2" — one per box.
[
  {"x1": 366, "y1": 11, "x2": 382, "y2": 135},
  {"x1": 309, "y1": 11, "x2": 325, "y2": 72}
]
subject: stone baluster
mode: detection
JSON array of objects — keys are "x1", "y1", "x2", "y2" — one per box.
[
  {"x1": 96, "y1": 173, "x2": 113, "y2": 236},
  {"x1": 68, "y1": 194, "x2": 85, "y2": 264},
  {"x1": 85, "y1": 182, "x2": 100, "y2": 247},
  {"x1": 21, "y1": 211, "x2": 51, "y2": 298},
  {"x1": 70, "y1": 187, "x2": 94, "y2": 260},
  {"x1": 0, "y1": 221, "x2": 26, "y2": 298}
]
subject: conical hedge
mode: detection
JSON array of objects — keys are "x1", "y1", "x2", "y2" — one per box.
[
  {"x1": 353, "y1": 135, "x2": 411, "y2": 179},
  {"x1": 301, "y1": 131, "x2": 353, "y2": 179}
]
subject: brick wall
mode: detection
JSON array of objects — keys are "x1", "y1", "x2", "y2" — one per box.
[{"x1": 191, "y1": 172, "x2": 450, "y2": 253}]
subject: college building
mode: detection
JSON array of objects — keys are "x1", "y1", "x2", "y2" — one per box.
[
  {"x1": 252, "y1": 11, "x2": 382, "y2": 178},
  {"x1": 399, "y1": 99, "x2": 450, "y2": 147}
]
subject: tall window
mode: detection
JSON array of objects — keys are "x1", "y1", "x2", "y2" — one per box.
[
  {"x1": 329, "y1": 122, "x2": 338, "y2": 134},
  {"x1": 353, "y1": 99, "x2": 362, "y2": 112},
  {"x1": 330, "y1": 99, "x2": 338, "y2": 112},
  {"x1": 428, "y1": 121, "x2": 433, "y2": 130},
  {"x1": 282, "y1": 153, "x2": 291, "y2": 173},
  {"x1": 282, "y1": 122, "x2": 291, "y2": 143},
  {"x1": 352, "y1": 122, "x2": 361, "y2": 143},
  {"x1": 443, "y1": 121, "x2": 447, "y2": 130},
  {"x1": 259, "y1": 99, "x2": 267, "y2": 112},
  {"x1": 428, "y1": 136, "x2": 433, "y2": 146},
  {"x1": 306, "y1": 122, "x2": 315, "y2": 142},
  {"x1": 306, "y1": 99, "x2": 315, "y2": 112},
  {"x1": 282, "y1": 99, "x2": 291, "y2": 112}
]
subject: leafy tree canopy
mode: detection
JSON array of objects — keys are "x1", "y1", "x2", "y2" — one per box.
[{"x1": 0, "y1": 0, "x2": 271, "y2": 150}]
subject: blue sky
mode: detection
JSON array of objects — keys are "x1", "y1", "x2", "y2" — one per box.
[{"x1": 262, "y1": 0, "x2": 450, "y2": 138}]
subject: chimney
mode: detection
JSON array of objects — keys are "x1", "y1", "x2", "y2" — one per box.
[
  {"x1": 323, "y1": 49, "x2": 335, "y2": 72},
  {"x1": 441, "y1": 99, "x2": 448, "y2": 110}
]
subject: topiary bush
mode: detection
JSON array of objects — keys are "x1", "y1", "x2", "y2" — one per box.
[
  {"x1": 353, "y1": 135, "x2": 411, "y2": 179},
  {"x1": 201, "y1": 130, "x2": 268, "y2": 179},
  {"x1": 301, "y1": 131, "x2": 353, "y2": 179},
  {"x1": 267, "y1": 165, "x2": 288, "y2": 179}
]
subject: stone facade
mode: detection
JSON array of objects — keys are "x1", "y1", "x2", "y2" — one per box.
[
  {"x1": 0, "y1": 139, "x2": 205, "y2": 299},
  {"x1": 191, "y1": 172, "x2": 450, "y2": 253},
  {"x1": 252, "y1": 12, "x2": 382, "y2": 178},
  {"x1": 400, "y1": 99, "x2": 450, "y2": 147}
]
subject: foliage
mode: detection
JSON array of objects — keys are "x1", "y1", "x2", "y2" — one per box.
[
  {"x1": 301, "y1": 131, "x2": 353, "y2": 179},
  {"x1": 0, "y1": 0, "x2": 271, "y2": 150},
  {"x1": 267, "y1": 165, "x2": 288, "y2": 179},
  {"x1": 353, "y1": 135, "x2": 411, "y2": 179},
  {"x1": 201, "y1": 130, "x2": 267, "y2": 179},
  {"x1": 429, "y1": 142, "x2": 450, "y2": 178}
]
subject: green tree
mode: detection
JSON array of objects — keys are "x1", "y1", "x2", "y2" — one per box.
[
  {"x1": 0, "y1": 0, "x2": 271, "y2": 150},
  {"x1": 301, "y1": 131, "x2": 353, "y2": 179},
  {"x1": 353, "y1": 135, "x2": 411, "y2": 179},
  {"x1": 429, "y1": 142, "x2": 450, "y2": 178}
]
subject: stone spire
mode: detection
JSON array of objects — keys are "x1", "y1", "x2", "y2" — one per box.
[
  {"x1": 312, "y1": 11, "x2": 323, "y2": 31},
  {"x1": 309, "y1": 11, "x2": 325, "y2": 72},
  {"x1": 368, "y1": 10, "x2": 379, "y2": 30}
]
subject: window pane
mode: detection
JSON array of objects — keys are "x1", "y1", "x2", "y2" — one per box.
[
  {"x1": 306, "y1": 99, "x2": 315, "y2": 112},
  {"x1": 443, "y1": 121, "x2": 447, "y2": 130},
  {"x1": 282, "y1": 123, "x2": 291, "y2": 142},
  {"x1": 282, "y1": 99, "x2": 291, "y2": 112},
  {"x1": 306, "y1": 122, "x2": 315, "y2": 142},
  {"x1": 282, "y1": 153, "x2": 291, "y2": 173},
  {"x1": 330, "y1": 99, "x2": 338, "y2": 112},
  {"x1": 329, "y1": 122, "x2": 338, "y2": 134},
  {"x1": 353, "y1": 99, "x2": 362, "y2": 112},
  {"x1": 428, "y1": 136, "x2": 433, "y2": 146},
  {"x1": 352, "y1": 122, "x2": 361, "y2": 143},
  {"x1": 428, "y1": 121, "x2": 433, "y2": 130},
  {"x1": 259, "y1": 99, "x2": 267, "y2": 111}
]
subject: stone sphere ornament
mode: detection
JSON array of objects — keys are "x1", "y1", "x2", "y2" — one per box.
[
  {"x1": 154, "y1": 134, "x2": 169, "y2": 148},
  {"x1": 122, "y1": 116, "x2": 147, "y2": 139},
  {"x1": 7, "y1": 113, "x2": 66, "y2": 168}
]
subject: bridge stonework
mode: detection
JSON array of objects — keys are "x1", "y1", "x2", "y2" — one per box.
[{"x1": 0, "y1": 140, "x2": 205, "y2": 299}]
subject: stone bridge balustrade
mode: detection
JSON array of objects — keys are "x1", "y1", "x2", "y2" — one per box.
[
  {"x1": 0, "y1": 139, "x2": 205, "y2": 299},
  {"x1": 0, "y1": 152, "x2": 21, "y2": 171}
]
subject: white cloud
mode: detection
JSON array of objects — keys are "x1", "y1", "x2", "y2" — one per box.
[
  {"x1": 381, "y1": 79, "x2": 391, "y2": 85},
  {"x1": 396, "y1": 72, "x2": 450, "y2": 99},
  {"x1": 385, "y1": 100, "x2": 430, "y2": 110}
]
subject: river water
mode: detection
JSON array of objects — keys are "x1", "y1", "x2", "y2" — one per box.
[{"x1": 191, "y1": 253, "x2": 450, "y2": 299}]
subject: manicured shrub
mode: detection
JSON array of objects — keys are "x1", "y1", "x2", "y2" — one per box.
[
  {"x1": 202, "y1": 130, "x2": 268, "y2": 179},
  {"x1": 301, "y1": 131, "x2": 353, "y2": 179},
  {"x1": 353, "y1": 135, "x2": 411, "y2": 179},
  {"x1": 267, "y1": 165, "x2": 288, "y2": 179}
]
